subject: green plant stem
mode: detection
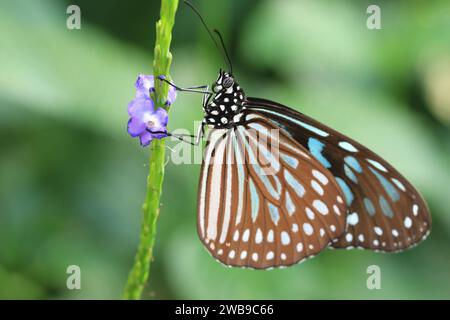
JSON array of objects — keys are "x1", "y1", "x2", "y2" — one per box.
[{"x1": 123, "y1": 0, "x2": 178, "y2": 300}]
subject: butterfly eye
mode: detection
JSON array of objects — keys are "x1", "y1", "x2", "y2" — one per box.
[{"x1": 222, "y1": 77, "x2": 234, "y2": 89}]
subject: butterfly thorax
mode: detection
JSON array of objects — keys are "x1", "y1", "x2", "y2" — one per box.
[{"x1": 203, "y1": 71, "x2": 246, "y2": 128}]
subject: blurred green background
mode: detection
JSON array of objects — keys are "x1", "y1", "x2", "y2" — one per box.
[{"x1": 1, "y1": 0, "x2": 449, "y2": 299}]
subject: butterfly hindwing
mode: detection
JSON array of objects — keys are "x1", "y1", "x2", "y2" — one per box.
[
  {"x1": 197, "y1": 115, "x2": 347, "y2": 269},
  {"x1": 245, "y1": 97, "x2": 431, "y2": 252}
]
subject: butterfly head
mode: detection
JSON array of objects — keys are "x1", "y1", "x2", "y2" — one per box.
[{"x1": 204, "y1": 69, "x2": 246, "y2": 128}]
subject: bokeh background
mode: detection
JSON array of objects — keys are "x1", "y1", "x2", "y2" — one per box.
[{"x1": 1, "y1": 0, "x2": 449, "y2": 299}]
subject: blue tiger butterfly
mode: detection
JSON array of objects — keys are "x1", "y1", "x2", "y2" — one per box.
[{"x1": 160, "y1": 1, "x2": 431, "y2": 269}]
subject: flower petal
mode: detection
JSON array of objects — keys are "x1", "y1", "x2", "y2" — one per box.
[
  {"x1": 154, "y1": 107, "x2": 169, "y2": 127},
  {"x1": 128, "y1": 98, "x2": 154, "y2": 118},
  {"x1": 139, "y1": 131, "x2": 153, "y2": 146},
  {"x1": 166, "y1": 86, "x2": 177, "y2": 105},
  {"x1": 144, "y1": 108, "x2": 168, "y2": 139},
  {"x1": 127, "y1": 117, "x2": 146, "y2": 137},
  {"x1": 135, "y1": 74, "x2": 155, "y2": 98}
]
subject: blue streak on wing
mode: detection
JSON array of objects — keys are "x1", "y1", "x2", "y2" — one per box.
[
  {"x1": 344, "y1": 164, "x2": 358, "y2": 183},
  {"x1": 239, "y1": 128, "x2": 281, "y2": 199},
  {"x1": 344, "y1": 156, "x2": 362, "y2": 173},
  {"x1": 249, "y1": 179, "x2": 260, "y2": 222},
  {"x1": 259, "y1": 173, "x2": 281, "y2": 200},
  {"x1": 335, "y1": 177, "x2": 354, "y2": 205},
  {"x1": 285, "y1": 191, "x2": 296, "y2": 216},
  {"x1": 268, "y1": 202, "x2": 280, "y2": 225},
  {"x1": 369, "y1": 167, "x2": 400, "y2": 202},
  {"x1": 307, "y1": 137, "x2": 331, "y2": 169},
  {"x1": 280, "y1": 153, "x2": 299, "y2": 169},
  {"x1": 363, "y1": 197, "x2": 376, "y2": 216},
  {"x1": 284, "y1": 169, "x2": 305, "y2": 197},
  {"x1": 379, "y1": 195, "x2": 394, "y2": 218},
  {"x1": 253, "y1": 108, "x2": 329, "y2": 137}
]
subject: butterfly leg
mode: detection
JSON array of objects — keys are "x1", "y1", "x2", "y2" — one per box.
[
  {"x1": 185, "y1": 85, "x2": 209, "y2": 90},
  {"x1": 157, "y1": 76, "x2": 213, "y2": 95},
  {"x1": 148, "y1": 123, "x2": 205, "y2": 146},
  {"x1": 171, "y1": 123, "x2": 205, "y2": 145}
]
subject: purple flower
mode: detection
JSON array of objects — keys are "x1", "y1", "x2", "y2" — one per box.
[
  {"x1": 134, "y1": 74, "x2": 177, "y2": 105},
  {"x1": 127, "y1": 97, "x2": 168, "y2": 146},
  {"x1": 135, "y1": 74, "x2": 156, "y2": 99},
  {"x1": 127, "y1": 74, "x2": 177, "y2": 146}
]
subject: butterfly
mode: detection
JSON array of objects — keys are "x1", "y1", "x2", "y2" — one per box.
[{"x1": 163, "y1": 1, "x2": 431, "y2": 269}]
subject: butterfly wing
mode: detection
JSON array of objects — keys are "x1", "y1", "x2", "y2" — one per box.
[
  {"x1": 245, "y1": 97, "x2": 431, "y2": 252},
  {"x1": 197, "y1": 115, "x2": 347, "y2": 269}
]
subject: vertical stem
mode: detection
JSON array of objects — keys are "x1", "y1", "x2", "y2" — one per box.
[{"x1": 123, "y1": 0, "x2": 179, "y2": 300}]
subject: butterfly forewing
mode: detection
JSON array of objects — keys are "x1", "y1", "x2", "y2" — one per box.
[
  {"x1": 197, "y1": 115, "x2": 347, "y2": 269},
  {"x1": 245, "y1": 98, "x2": 431, "y2": 252}
]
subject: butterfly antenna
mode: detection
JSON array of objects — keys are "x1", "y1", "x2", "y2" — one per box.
[
  {"x1": 183, "y1": 0, "x2": 232, "y2": 74},
  {"x1": 213, "y1": 29, "x2": 233, "y2": 75}
]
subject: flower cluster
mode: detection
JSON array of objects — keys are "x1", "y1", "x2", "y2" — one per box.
[{"x1": 127, "y1": 74, "x2": 177, "y2": 146}]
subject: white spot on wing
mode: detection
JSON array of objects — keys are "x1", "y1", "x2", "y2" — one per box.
[
  {"x1": 345, "y1": 233, "x2": 353, "y2": 242},
  {"x1": 267, "y1": 229, "x2": 274, "y2": 243},
  {"x1": 281, "y1": 231, "x2": 291, "y2": 245},
  {"x1": 306, "y1": 207, "x2": 315, "y2": 220},
  {"x1": 392, "y1": 178, "x2": 406, "y2": 192},
  {"x1": 313, "y1": 199, "x2": 329, "y2": 215},
  {"x1": 333, "y1": 204, "x2": 341, "y2": 216},
  {"x1": 404, "y1": 217, "x2": 412, "y2": 228},
  {"x1": 303, "y1": 223, "x2": 314, "y2": 236},
  {"x1": 242, "y1": 229, "x2": 250, "y2": 242},
  {"x1": 311, "y1": 179, "x2": 324, "y2": 195},
  {"x1": 412, "y1": 204, "x2": 419, "y2": 216},
  {"x1": 312, "y1": 169, "x2": 329, "y2": 185},
  {"x1": 338, "y1": 141, "x2": 358, "y2": 152},
  {"x1": 374, "y1": 226, "x2": 383, "y2": 236},
  {"x1": 347, "y1": 212, "x2": 359, "y2": 226},
  {"x1": 367, "y1": 159, "x2": 388, "y2": 172},
  {"x1": 255, "y1": 228, "x2": 263, "y2": 244}
]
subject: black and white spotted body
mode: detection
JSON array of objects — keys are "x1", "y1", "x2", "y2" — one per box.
[{"x1": 203, "y1": 70, "x2": 246, "y2": 129}]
